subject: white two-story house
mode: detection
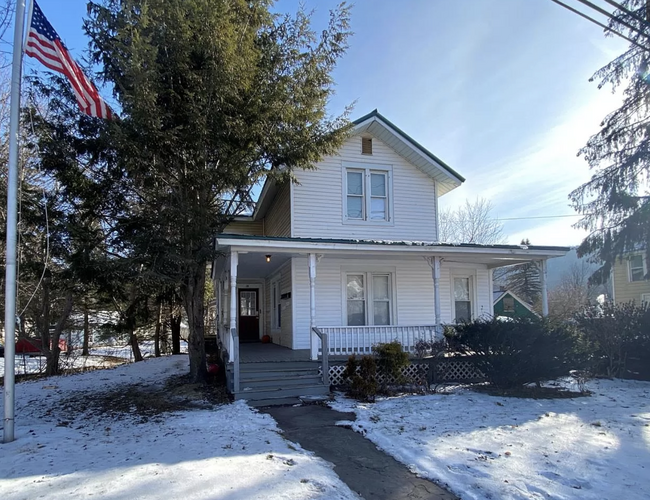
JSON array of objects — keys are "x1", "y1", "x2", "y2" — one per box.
[{"x1": 211, "y1": 110, "x2": 568, "y2": 401}]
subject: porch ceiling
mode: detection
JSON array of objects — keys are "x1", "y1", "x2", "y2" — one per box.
[{"x1": 236, "y1": 251, "x2": 291, "y2": 279}]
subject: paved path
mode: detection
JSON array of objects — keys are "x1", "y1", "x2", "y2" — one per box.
[{"x1": 262, "y1": 404, "x2": 459, "y2": 500}]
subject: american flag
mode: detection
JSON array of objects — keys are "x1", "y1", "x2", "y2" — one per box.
[{"x1": 25, "y1": 1, "x2": 113, "y2": 119}]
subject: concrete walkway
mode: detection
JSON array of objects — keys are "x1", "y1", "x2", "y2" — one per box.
[{"x1": 261, "y1": 404, "x2": 459, "y2": 500}]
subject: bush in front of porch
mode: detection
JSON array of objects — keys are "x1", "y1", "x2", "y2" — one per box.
[{"x1": 445, "y1": 317, "x2": 584, "y2": 389}]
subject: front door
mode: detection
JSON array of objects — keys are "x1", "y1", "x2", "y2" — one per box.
[{"x1": 238, "y1": 289, "x2": 260, "y2": 342}]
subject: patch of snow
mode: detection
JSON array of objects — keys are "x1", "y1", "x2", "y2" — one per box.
[
  {"x1": 332, "y1": 379, "x2": 650, "y2": 500},
  {"x1": 0, "y1": 357, "x2": 358, "y2": 500}
]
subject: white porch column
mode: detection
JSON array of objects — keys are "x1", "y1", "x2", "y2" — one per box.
[
  {"x1": 432, "y1": 256, "x2": 442, "y2": 337},
  {"x1": 540, "y1": 259, "x2": 549, "y2": 317},
  {"x1": 309, "y1": 253, "x2": 318, "y2": 360},
  {"x1": 229, "y1": 252, "x2": 239, "y2": 357}
]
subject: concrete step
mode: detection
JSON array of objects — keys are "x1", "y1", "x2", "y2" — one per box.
[
  {"x1": 235, "y1": 384, "x2": 329, "y2": 402},
  {"x1": 239, "y1": 369, "x2": 320, "y2": 381},
  {"x1": 247, "y1": 397, "x2": 302, "y2": 407},
  {"x1": 240, "y1": 375, "x2": 323, "y2": 389}
]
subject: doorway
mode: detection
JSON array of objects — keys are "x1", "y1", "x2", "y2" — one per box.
[{"x1": 238, "y1": 288, "x2": 260, "y2": 342}]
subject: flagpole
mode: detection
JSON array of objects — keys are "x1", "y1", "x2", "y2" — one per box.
[{"x1": 3, "y1": 0, "x2": 28, "y2": 444}]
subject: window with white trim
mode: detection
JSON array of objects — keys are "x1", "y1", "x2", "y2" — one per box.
[
  {"x1": 642, "y1": 293, "x2": 650, "y2": 306},
  {"x1": 345, "y1": 166, "x2": 391, "y2": 222},
  {"x1": 629, "y1": 255, "x2": 646, "y2": 282},
  {"x1": 453, "y1": 277, "x2": 473, "y2": 322},
  {"x1": 346, "y1": 273, "x2": 392, "y2": 326},
  {"x1": 271, "y1": 278, "x2": 281, "y2": 330}
]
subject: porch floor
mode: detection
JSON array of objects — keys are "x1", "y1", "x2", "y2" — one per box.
[{"x1": 240, "y1": 343, "x2": 311, "y2": 363}]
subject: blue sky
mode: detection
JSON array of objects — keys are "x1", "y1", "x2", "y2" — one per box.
[{"x1": 28, "y1": 0, "x2": 627, "y2": 246}]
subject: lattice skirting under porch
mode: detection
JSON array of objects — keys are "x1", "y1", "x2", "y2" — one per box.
[{"x1": 325, "y1": 358, "x2": 484, "y2": 387}]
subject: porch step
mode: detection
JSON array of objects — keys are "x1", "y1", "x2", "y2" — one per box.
[
  {"x1": 235, "y1": 384, "x2": 329, "y2": 404},
  {"x1": 240, "y1": 374, "x2": 323, "y2": 389},
  {"x1": 238, "y1": 361, "x2": 318, "y2": 371}
]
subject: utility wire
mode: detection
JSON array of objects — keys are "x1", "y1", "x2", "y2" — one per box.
[
  {"x1": 576, "y1": 0, "x2": 650, "y2": 40},
  {"x1": 497, "y1": 214, "x2": 583, "y2": 221},
  {"x1": 549, "y1": 0, "x2": 649, "y2": 51},
  {"x1": 602, "y1": 0, "x2": 650, "y2": 29}
]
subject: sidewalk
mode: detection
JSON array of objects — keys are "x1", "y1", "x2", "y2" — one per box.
[{"x1": 261, "y1": 404, "x2": 459, "y2": 500}]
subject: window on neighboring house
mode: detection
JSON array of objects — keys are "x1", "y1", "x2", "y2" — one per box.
[
  {"x1": 454, "y1": 277, "x2": 472, "y2": 322},
  {"x1": 345, "y1": 166, "x2": 391, "y2": 222},
  {"x1": 346, "y1": 273, "x2": 392, "y2": 326},
  {"x1": 629, "y1": 255, "x2": 646, "y2": 282},
  {"x1": 503, "y1": 296, "x2": 515, "y2": 313},
  {"x1": 271, "y1": 279, "x2": 281, "y2": 330}
]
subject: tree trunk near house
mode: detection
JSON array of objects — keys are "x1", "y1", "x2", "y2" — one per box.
[
  {"x1": 45, "y1": 291, "x2": 74, "y2": 376},
  {"x1": 182, "y1": 261, "x2": 207, "y2": 383},
  {"x1": 170, "y1": 306, "x2": 181, "y2": 355},
  {"x1": 82, "y1": 305, "x2": 90, "y2": 356},
  {"x1": 130, "y1": 328, "x2": 143, "y2": 362},
  {"x1": 154, "y1": 301, "x2": 162, "y2": 357}
]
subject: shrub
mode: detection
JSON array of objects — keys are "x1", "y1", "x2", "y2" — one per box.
[
  {"x1": 373, "y1": 341, "x2": 409, "y2": 387},
  {"x1": 343, "y1": 354, "x2": 377, "y2": 402},
  {"x1": 575, "y1": 301, "x2": 650, "y2": 378},
  {"x1": 446, "y1": 317, "x2": 582, "y2": 389}
]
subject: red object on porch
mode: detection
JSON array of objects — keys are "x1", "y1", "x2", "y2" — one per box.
[
  {"x1": 207, "y1": 363, "x2": 220, "y2": 375},
  {"x1": 261, "y1": 335, "x2": 271, "y2": 344}
]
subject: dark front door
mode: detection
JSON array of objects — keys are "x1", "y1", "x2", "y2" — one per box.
[{"x1": 238, "y1": 289, "x2": 260, "y2": 342}]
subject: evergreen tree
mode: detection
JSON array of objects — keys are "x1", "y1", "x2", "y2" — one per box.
[
  {"x1": 504, "y1": 239, "x2": 542, "y2": 306},
  {"x1": 570, "y1": 0, "x2": 650, "y2": 283},
  {"x1": 33, "y1": 0, "x2": 353, "y2": 382}
]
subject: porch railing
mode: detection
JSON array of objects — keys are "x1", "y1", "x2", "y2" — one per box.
[
  {"x1": 312, "y1": 327, "x2": 329, "y2": 386},
  {"x1": 318, "y1": 325, "x2": 436, "y2": 356}
]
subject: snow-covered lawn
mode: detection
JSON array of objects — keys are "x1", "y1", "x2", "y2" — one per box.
[
  {"x1": 0, "y1": 356, "x2": 358, "y2": 500},
  {"x1": 0, "y1": 340, "x2": 189, "y2": 376},
  {"x1": 332, "y1": 379, "x2": 650, "y2": 500}
]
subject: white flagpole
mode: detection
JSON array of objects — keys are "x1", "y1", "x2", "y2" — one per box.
[{"x1": 3, "y1": 0, "x2": 28, "y2": 444}]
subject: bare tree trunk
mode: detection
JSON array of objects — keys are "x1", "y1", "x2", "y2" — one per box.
[
  {"x1": 130, "y1": 328, "x2": 143, "y2": 362},
  {"x1": 154, "y1": 301, "x2": 162, "y2": 357},
  {"x1": 82, "y1": 304, "x2": 90, "y2": 356},
  {"x1": 46, "y1": 291, "x2": 74, "y2": 376},
  {"x1": 182, "y1": 261, "x2": 207, "y2": 383},
  {"x1": 170, "y1": 303, "x2": 181, "y2": 355}
]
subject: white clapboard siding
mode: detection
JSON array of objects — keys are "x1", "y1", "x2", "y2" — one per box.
[
  {"x1": 279, "y1": 261, "x2": 293, "y2": 347},
  {"x1": 291, "y1": 256, "x2": 492, "y2": 350},
  {"x1": 223, "y1": 219, "x2": 264, "y2": 236},
  {"x1": 264, "y1": 182, "x2": 291, "y2": 237},
  {"x1": 292, "y1": 134, "x2": 438, "y2": 241}
]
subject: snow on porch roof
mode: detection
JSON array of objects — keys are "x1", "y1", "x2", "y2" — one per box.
[{"x1": 216, "y1": 233, "x2": 570, "y2": 256}]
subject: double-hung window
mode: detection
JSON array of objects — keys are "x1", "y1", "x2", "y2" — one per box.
[
  {"x1": 345, "y1": 165, "x2": 391, "y2": 222},
  {"x1": 453, "y1": 277, "x2": 473, "y2": 322},
  {"x1": 346, "y1": 273, "x2": 392, "y2": 326},
  {"x1": 629, "y1": 255, "x2": 646, "y2": 282}
]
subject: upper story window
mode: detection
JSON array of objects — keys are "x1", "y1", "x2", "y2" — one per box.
[
  {"x1": 344, "y1": 164, "x2": 392, "y2": 223},
  {"x1": 629, "y1": 254, "x2": 646, "y2": 282}
]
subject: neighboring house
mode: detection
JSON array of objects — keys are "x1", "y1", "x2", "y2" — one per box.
[
  {"x1": 211, "y1": 110, "x2": 569, "y2": 402},
  {"x1": 612, "y1": 251, "x2": 650, "y2": 306},
  {"x1": 493, "y1": 289, "x2": 539, "y2": 319}
]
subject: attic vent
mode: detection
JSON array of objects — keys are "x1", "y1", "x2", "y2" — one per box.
[{"x1": 362, "y1": 137, "x2": 373, "y2": 155}]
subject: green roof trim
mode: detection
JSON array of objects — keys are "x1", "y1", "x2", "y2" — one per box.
[
  {"x1": 353, "y1": 109, "x2": 466, "y2": 183},
  {"x1": 217, "y1": 233, "x2": 570, "y2": 253}
]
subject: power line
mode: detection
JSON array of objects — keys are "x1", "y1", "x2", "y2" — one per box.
[
  {"x1": 497, "y1": 214, "x2": 584, "y2": 221},
  {"x1": 576, "y1": 0, "x2": 650, "y2": 40},
  {"x1": 602, "y1": 0, "x2": 650, "y2": 29},
  {"x1": 549, "y1": 0, "x2": 649, "y2": 51}
]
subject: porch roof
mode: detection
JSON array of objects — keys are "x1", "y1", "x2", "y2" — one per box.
[{"x1": 215, "y1": 233, "x2": 569, "y2": 269}]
